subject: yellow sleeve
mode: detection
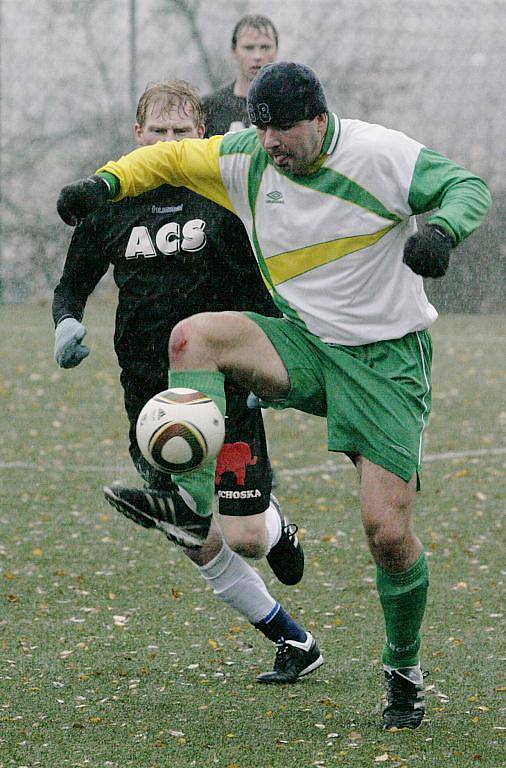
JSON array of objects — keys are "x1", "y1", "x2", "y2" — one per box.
[{"x1": 97, "y1": 135, "x2": 235, "y2": 213}]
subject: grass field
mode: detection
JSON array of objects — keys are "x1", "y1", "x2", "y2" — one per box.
[{"x1": 1, "y1": 301, "x2": 505, "y2": 768}]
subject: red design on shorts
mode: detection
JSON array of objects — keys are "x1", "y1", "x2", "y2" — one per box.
[{"x1": 215, "y1": 441, "x2": 258, "y2": 486}]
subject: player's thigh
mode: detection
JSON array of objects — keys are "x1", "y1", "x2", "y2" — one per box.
[
  {"x1": 172, "y1": 311, "x2": 290, "y2": 398},
  {"x1": 323, "y1": 334, "x2": 431, "y2": 483},
  {"x1": 243, "y1": 312, "x2": 328, "y2": 417}
]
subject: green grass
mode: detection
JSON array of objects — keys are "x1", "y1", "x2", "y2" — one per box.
[{"x1": 1, "y1": 301, "x2": 505, "y2": 768}]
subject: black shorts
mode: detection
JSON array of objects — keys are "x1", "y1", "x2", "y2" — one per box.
[{"x1": 121, "y1": 366, "x2": 273, "y2": 517}]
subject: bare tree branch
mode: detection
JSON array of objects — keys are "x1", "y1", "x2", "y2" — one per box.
[{"x1": 160, "y1": 0, "x2": 221, "y2": 88}]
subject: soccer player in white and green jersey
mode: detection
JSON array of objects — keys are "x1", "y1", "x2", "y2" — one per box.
[{"x1": 57, "y1": 62, "x2": 491, "y2": 729}]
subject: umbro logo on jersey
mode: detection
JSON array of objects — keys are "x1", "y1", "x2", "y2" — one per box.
[{"x1": 265, "y1": 191, "x2": 284, "y2": 204}]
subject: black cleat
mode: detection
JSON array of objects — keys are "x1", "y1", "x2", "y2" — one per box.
[
  {"x1": 266, "y1": 495, "x2": 304, "y2": 585},
  {"x1": 256, "y1": 632, "x2": 324, "y2": 684},
  {"x1": 382, "y1": 665, "x2": 427, "y2": 730},
  {"x1": 103, "y1": 484, "x2": 211, "y2": 549}
]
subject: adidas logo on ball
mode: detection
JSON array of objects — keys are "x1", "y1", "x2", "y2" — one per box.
[{"x1": 136, "y1": 388, "x2": 225, "y2": 474}]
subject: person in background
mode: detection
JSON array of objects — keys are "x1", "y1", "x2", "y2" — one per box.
[
  {"x1": 202, "y1": 14, "x2": 278, "y2": 136},
  {"x1": 53, "y1": 79, "x2": 322, "y2": 685}
]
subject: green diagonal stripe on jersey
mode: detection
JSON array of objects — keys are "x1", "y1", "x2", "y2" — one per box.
[
  {"x1": 220, "y1": 127, "x2": 258, "y2": 155},
  {"x1": 266, "y1": 224, "x2": 396, "y2": 286},
  {"x1": 290, "y1": 166, "x2": 403, "y2": 223},
  {"x1": 247, "y1": 146, "x2": 278, "y2": 292}
]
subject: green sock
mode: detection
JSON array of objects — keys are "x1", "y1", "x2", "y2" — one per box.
[
  {"x1": 376, "y1": 552, "x2": 429, "y2": 668},
  {"x1": 168, "y1": 370, "x2": 226, "y2": 518}
]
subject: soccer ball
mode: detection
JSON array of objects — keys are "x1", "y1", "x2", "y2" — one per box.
[{"x1": 136, "y1": 388, "x2": 225, "y2": 474}]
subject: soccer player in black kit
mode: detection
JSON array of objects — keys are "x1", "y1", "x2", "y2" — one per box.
[
  {"x1": 202, "y1": 14, "x2": 278, "y2": 137},
  {"x1": 53, "y1": 80, "x2": 323, "y2": 683}
]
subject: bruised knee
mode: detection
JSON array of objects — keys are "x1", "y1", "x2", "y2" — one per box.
[
  {"x1": 169, "y1": 318, "x2": 194, "y2": 365},
  {"x1": 169, "y1": 314, "x2": 216, "y2": 367},
  {"x1": 169, "y1": 321, "x2": 189, "y2": 361}
]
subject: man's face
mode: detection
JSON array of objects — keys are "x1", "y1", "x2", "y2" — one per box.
[
  {"x1": 233, "y1": 25, "x2": 277, "y2": 83},
  {"x1": 256, "y1": 113, "x2": 328, "y2": 175},
  {"x1": 135, "y1": 101, "x2": 204, "y2": 146}
]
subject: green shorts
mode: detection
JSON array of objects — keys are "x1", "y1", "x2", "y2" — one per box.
[{"x1": 245, "y1": 313, "x2": 433, "y2": 483}]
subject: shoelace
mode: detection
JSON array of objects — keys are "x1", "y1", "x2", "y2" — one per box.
[
  {"x1": 273, "y1": 638, "x2": 290, "y2": 669},
  {"x1": 284, "y1": 523, "x2": 298, "y2": 541}
]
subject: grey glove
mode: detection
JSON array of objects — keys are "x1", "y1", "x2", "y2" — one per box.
[{"x1": 54, "y1": 317, "x2": 90, "y2": 368}]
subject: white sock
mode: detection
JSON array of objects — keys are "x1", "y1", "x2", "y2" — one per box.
[
  {"x1": 197, "y1": 542, "x2": 276, "y2": 624},
  {"x1": 264, "y1": 495, "x2": 282, "y2": 552}
]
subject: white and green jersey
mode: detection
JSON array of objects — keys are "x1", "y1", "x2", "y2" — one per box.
[{"x1": 99, "y1": 113, "x2": 491, "y2": 346}]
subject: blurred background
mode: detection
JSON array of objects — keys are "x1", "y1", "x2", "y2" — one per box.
[{"x1": 1, "y1": 0, "x2": 504, "y2": 312}]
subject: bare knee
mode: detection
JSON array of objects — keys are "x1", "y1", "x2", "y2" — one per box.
[
  {"x1": 360, "y1": 461, "x2": 421, "y2": 570},
  {"x1": 220, "y1": 516, "x2": 268, "y2": 560},
  {"x1": 169, "y1": 319, "x2": 191, "y2": 364},
  {"x1": 169, "y1": 312, "x2": 240, "y2": 370},
  {"x1": 169, "y1": 315, "x2": 212, "y2": 368},
  {"x1": 364, "y1": 517, "x2": 413, "y2": 569}
]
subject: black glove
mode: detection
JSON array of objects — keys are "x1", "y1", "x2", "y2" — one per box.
[
  {"x1": 57, "y1": 175, "x2": 111, "y2": 226},
  {"x1": 403, "y1": 224, "x2": 455, "y2": 278}
]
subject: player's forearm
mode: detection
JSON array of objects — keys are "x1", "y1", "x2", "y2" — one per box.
[
  {"x1": 52, "y1": 284, "x2": 87, "y2": 326},
  {"x1": 52, "y1": 231, "x2": 109, "y2": 326},
  {"x1": 428, "y1": 175, "x2": 492, "y2": 244},
  {"x1": 409, "y1": 148, "x2": 492, "y2": 245},
  {"x1": 97, "y1": 144, "x2": 176, "y2": 200},
  {"x1": 96, "y1": 136, "x2": 231, "y2": 209},
  {"x1": 58, "y1": 138, "x2": 234, "y2": 227}
]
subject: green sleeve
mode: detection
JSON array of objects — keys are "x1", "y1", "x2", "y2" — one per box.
[
  {"x1": 97, "y1": 171, "x2": 121, "y2": 198},
  {"x1": 408, "y1": 148, "x2": 492, "y2": 245}
]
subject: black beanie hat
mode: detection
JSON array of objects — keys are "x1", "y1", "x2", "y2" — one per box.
[{"x1": 247, "y1": 61, "x2": 328, "y2": 127}]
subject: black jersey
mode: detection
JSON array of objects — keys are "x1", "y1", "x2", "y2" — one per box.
[
  {"x1": 52, "y1": 185, "x2": 278, "y2": 373},
  {"x1": 202, "y1": 82, "x2": 249, "y2": 137}
]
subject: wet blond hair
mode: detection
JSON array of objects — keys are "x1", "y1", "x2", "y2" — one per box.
[{"x1": 136, "y1": 80, "x2": 204, "y2": 129}]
